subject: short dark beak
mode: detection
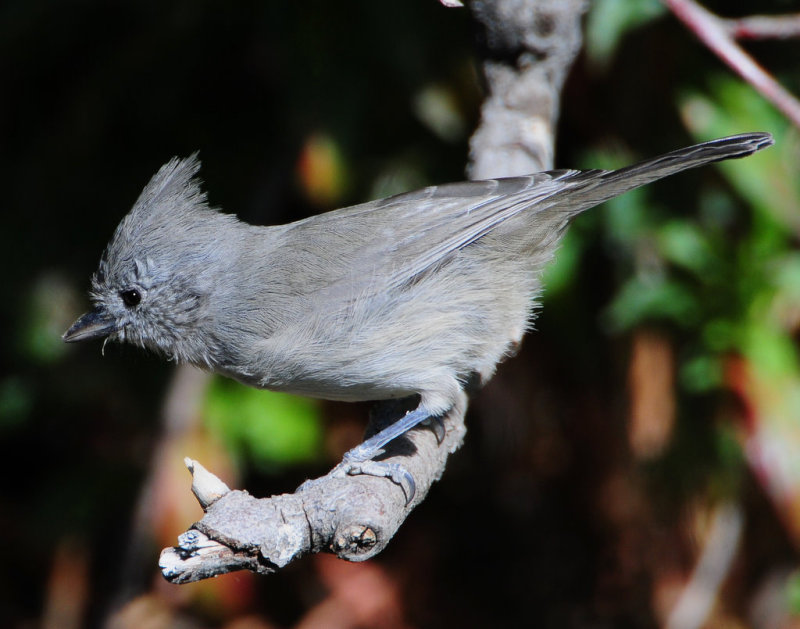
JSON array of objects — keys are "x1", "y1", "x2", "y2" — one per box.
[{"x1": 63, "y1": 307, "x2": 119, "y2": 343}]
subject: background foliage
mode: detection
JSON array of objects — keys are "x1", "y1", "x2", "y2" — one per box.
[{"x1": 1, "y1": 1, "x2": 798, "y2": 627}]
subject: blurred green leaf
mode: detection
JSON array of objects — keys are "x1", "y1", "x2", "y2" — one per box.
[
  {"x1": 604, "y1": 275, "x2": 699, "y2": 331},
  {"x1": 0, "y1": 377, "x2": 33, "y2": 429},
  {"x1": 21, "y1": 273, "x2": 77, "y2": 364},
  {"x1": 585, "y1": 0, "x2": 666, "y2": 69},
  {"x1": 698, "y1": 186, "x2": 740, "y2": 228},
  {"x1": 786, "y1": 571, "x2": 800, "y2": 615},
  {"x1": 702, "y1": 319, "x2": 739, "y2": 352},
  {"x1": 680, "y1": 354, "x2": 724, "y2": 392},
  {"x1": 709, "y1": 422, "x2": 746, "y2": 496},
  {"x1": 771, "y1": 253, "x2": 800, "y2": 301},
  {"x1": 603, "y1": 187, "x2": 654, "y2": 247},
  {"x1": 204, "y1": 377, "x2": 322, "y2": 467},
  {"x1": 680, "y1": 79, "x2": 800, "y2": 233},
  {"x1": 740, "y1": 321, "x2": 800, "y2": 379},
  {"x1": 657, "y1": 220, "x2": 716, "y2": 276}
]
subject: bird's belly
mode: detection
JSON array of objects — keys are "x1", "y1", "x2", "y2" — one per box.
[
  {"x1": 220, "y1": 358, "x2": 418, "y2": 403},
  {"x1": 223, "y1": 260, "x2": 541, "y2": 404}
]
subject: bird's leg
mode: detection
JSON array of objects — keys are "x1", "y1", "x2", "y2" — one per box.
[
  {"x1": 299, "y1": 402, "x2": 446, "y2": 504},
  {"x1": 340, "y1": 405, "x2": 443, "y2": 504},
  {"x1": 345, "y1": 405, "x2": 436, "y2": 462}
]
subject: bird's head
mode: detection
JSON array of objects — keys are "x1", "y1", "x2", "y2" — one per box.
[{"x1": 64, "y1": 154, "x2": 241, "y2": 366}]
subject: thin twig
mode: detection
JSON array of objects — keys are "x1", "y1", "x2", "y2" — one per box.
[
  {"x1": 723, "y1": 13, "x2": 800, "y2": 40},
  {"x1": 665, "y1": 502, "x2": 744, "y2": 629},
  {"x1": 664, "y1": 0, "x2": 800, "y2": 129}
]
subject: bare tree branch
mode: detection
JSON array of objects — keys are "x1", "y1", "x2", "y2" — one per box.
[
  {"x1": 468, "y1": 0, "x2": 587, "y2": 176},
  {"x1": 665, "y1": 502, "x2": 744, "y2": 629},
  {"x1": 161, "y1": 395, "x2": 468, "y2": 583},
  {"x1": 665, "y1": 0, "x2": 800, "y2": 129},
  {"x1": 159, "y1": 0, "x2": 586, "y2": 583}
]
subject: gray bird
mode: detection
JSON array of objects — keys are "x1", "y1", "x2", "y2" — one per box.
[{"x1": 64, "y1": 132, "x2": 773, "y2": 500}]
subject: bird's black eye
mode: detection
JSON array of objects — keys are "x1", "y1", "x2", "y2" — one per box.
[{"x1": 120, "y1": 289, "x2": 141, "y2": 307}]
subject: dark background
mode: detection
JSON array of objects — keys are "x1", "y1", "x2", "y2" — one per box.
[{"x1": 2, "y1": 1, "x2": 799, "y2": 627}]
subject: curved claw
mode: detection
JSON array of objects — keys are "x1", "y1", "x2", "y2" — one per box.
[
  {"x1": 301, "y1": 404, "x2": 438, "y2": 504},
  {"x1": 299, "y1": 459, "x2": 417, "y2": 505},
  {"x1": 341, "y1": 440, "x2": 417, "y2": 504},
  {"x1": 344, "y1": 459, "x2": 416, "y2": 505},
  {"x1": 421, "y1": 415, "x2": 446, "y2": 444}
]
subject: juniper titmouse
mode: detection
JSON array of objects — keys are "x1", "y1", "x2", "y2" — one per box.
[{"x1": 64, "y1": 133, "x2": 773, "y2": 500}]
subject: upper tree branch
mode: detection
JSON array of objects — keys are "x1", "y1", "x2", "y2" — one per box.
[
  {"x1": 468, "y1": 0, "x2": 586, "y2": 176},
  {"x1": 723, "y1": 13, "x2": 800, "y2": 41},
  {"x1": 665, "y1": 0, "x2": 800, "y2": 129}
]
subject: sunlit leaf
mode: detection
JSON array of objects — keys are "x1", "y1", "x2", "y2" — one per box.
[
  {"x1": 680, "y1": 79, "x2": 800, "y2": 233},
  {"x1": 585, "y1": 0, "x2": 666, "y2": 69},
  {"x1": 657, "y1": 220, "x2": 716, "y2": 276},
  {"x1": 740, "y1": 321, "x2": 799, "y2": 378},
  {"x1": 604, "y1": 275, "x2": 699, "y2": 331},
  {"x1": 680, "y1": 354, "x2": 724, "y2": 392},
  {"x1": 204, "y1": 378, "x2": 322, "y2": 467}
]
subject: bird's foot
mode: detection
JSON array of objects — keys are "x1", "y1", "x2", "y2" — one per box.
[
  {"x1": 297, "y1": 449, "x2": 416, "y2": 505},
  {"x1": 298, "y1": 404, "x2": 448, "y2": 505},
  {"x1": 340, "y1": 449, "x2": 416, "y2": 505},
  {"x1": 421, "y1": 414, "x2": 446, "y2": 444}
]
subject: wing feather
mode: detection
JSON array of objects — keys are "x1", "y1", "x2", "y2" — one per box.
[{"x1": 288, "y1": 169, "x2": 601, "y2": 299}]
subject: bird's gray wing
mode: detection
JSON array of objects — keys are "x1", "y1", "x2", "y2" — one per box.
[
  {"x1": 365, "y1": 171, "x2": 594, "y2": 288},
  {"x1": 280, "y1": 133, "x2": 772, "y2": 300},
  {"x1": 288, "y1": 168, "x2": 597, "y2": 299}
]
